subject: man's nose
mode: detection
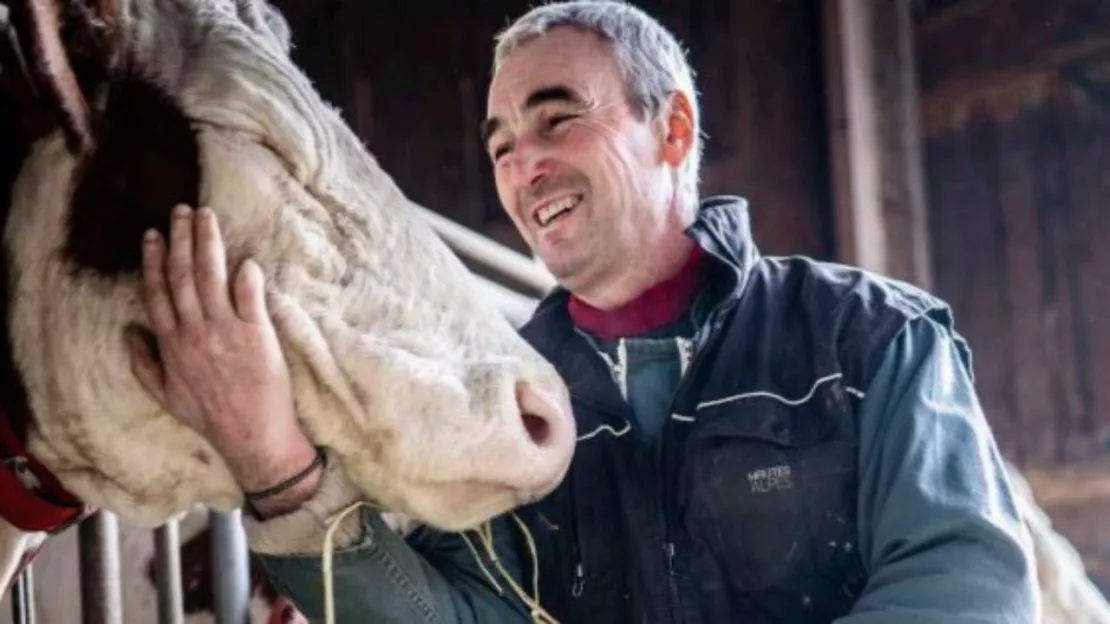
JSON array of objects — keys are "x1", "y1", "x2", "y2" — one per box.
[{"x1": 508, "y1": 137, "x2": 552, "y2": 190}]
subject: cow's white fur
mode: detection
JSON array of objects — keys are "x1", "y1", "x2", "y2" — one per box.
[
  {"x1": 0, "y1": 0, "x2": 575, "y2": 586},
  {"x1": 1006, "y1": 465, "x2": 1110, "y2": 623}
]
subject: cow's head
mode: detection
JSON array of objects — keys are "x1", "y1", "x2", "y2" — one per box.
[{"x1": 0, "y1": 0, "x2": 575, "y2": 533}]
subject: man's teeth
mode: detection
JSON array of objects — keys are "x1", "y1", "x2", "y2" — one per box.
[{"x1": 537, "y1": 196, "x2": 582, "y2": 226}]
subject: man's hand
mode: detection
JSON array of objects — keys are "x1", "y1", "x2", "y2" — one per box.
[{"x1": 127, "y1": 204, "x2": 320, "y2": 514}]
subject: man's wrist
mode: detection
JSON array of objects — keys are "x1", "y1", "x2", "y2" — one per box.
[
  {"x1": 224, "y1": 433, "x2": 324, "y2": 518},
  {"x1": 246, "y1": 462, "x2": 324, "y2": 520},
  {"x1": 243, "y1": 447, "x2": 325, "y2": 501}
]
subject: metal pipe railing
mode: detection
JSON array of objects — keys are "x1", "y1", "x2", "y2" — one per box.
[
  {"x1": 210, "y1": 510, "x2": 251, "y2": 624},
  {"x1": 412, "y1": 204, "x2": 556, "y2": 297},
  {"x1": 474, "y1": 275, "x2": 541, "y2": 327},
  {"x1": 153, "y1": 522, "x2": 184, "y2": 624},
  {"x1": 78, "y1": 512, "x2": 122, "y2": 624},
  {"x1": 10, "y1": 566, "x2": 34, "y2": 624}
]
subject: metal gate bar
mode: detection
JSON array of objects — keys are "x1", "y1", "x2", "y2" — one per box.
[
  {"x1": 78, "y1": 512, "x2": 122, "y2": 624},
  {"x1": 10, "y1": 567, "x2": 34, "y2": 624},
  {"x1": 210, "y1": 510, "x2": 251, "y2": 624},
  {"x1": 153, "y1": 521, "x2": 184, "y2": 624}
]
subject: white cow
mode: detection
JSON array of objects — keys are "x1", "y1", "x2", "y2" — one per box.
[{"x1": 0, "y1": 0, "x2": 575, "y2": 597}]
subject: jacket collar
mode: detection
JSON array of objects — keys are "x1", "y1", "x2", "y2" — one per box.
[
  {"x1": 684, "y1": 195, "x2": 760, "y2": 283},
  {"x1": 520, "y1": 195, "x2": 759, "y2": 355}
]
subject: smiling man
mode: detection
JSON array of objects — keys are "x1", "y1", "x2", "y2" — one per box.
[
  {"x1": 131, "y1": 1, "x2": 1040, "y2": 622},
  {"x1": 481, "y1": 37, "x2": 698, "y2": 313}
]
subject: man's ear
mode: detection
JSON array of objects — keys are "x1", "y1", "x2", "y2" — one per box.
[{"x1": 658, "y1": 89, "x2": 695, "y2": 168}]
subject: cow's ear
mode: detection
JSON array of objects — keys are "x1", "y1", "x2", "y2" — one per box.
[{"x1": 6, "y1": 0, "x2": 123, "y2": 154}]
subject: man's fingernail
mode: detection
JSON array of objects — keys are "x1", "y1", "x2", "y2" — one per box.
[
  {"x1": 144, "y1": 229, "x2": 159, "y2": 243},
  {"x1": 173, "y1": 204, "x2": 191, "y2": 217}
]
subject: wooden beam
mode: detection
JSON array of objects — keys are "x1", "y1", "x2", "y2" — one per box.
[
  {"x1": 821, "y1": 0, "x2": 933, "y2": 288},
  {"x1": 916, "y1": 0, "x2": 1110, "y2": 95},
  {"x1": 919, "y1": 36, "x2": 1110, "y2": 135}
]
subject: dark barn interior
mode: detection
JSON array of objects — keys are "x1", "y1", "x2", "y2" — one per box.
[{"x1": 271, "y1": 0, "x2": 1110, "y2": 595}]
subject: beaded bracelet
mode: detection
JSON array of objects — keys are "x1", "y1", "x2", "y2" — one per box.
[{"x1": 243, "y1": 447, "x2": 327, "y2": 502}]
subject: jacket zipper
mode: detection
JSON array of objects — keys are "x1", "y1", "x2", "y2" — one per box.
[
  {"x1": 658, "y1": 306, "x2": 728, "y2": 622},
  {"x1": 569, "y1": 340, "x2": 632, "y2": 606},
  {"x1": 589, "y1": 336, "x2": 684, "y2": 619},
  {"x1": 571, "y1": 253, "x2": 736, "y2": 619},
  {"x1": 568, "y1": 468, "x2": 586, "y2": 599}
]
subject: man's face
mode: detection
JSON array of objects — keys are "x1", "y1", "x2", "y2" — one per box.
[{"x1": 484, "y1": 28, "x2": 692, "y2": 296}]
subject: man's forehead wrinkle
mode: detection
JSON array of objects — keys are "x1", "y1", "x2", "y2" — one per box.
[
  {"x1": 485, "y1": 81, "x2": 583, "y2": 134},
  {"x1": 587, "y1": 97, "x2": 621, "y2": 116},
  {"x1": 482, "y1": 39, "x2": 620, "y2": 148}
]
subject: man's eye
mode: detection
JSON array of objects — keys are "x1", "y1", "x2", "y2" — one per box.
[
  {"x1": 493, "y1": 144, "x2": 512, "y2": 160},
  {"x1": 547, "y1": 114, "x2": 577, "y2": 129}
]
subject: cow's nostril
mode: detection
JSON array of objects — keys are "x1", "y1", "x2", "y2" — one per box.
[
  {"x1": 506, "y1": 380, "x2": 576, "y2": 498},
  {"x1": 522, "y1": 412, "x2": 551, "y2": 446},
  {"x1": 516, "y1": 381, "x2": 567, "y2": 450}
]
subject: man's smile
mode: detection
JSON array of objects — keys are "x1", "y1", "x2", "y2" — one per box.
[{"x1": 532, "y1": 193, "x2": 583, "y2": 228}]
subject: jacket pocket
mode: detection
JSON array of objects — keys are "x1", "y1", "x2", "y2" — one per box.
[{"x1": 681, "y1": 389, "x2": 861, "y2": 592}]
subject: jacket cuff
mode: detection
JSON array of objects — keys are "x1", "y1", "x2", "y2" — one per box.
[{"x1": 241, "y1": 451, "x2": 366, "y2": 555}]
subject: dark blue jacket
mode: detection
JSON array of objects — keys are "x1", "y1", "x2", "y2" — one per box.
[{"x1": 257, "y1": 197, "x2": 1038, "y2": 623}]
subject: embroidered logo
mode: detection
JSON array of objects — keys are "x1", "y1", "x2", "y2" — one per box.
[
  {"x1": 748, "y1": 464, "x2": 793, "y2": 493},
  {"x1": 4, "y1": 456, "x2": 43, "y2": 493}
]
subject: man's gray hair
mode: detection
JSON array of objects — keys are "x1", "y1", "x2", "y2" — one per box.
[{"x1": 493, "y1": 1, "x2": 703, "y2": 210}]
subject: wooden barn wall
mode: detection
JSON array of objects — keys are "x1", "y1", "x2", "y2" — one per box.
[
  {"x1": 916, "y1": 0, "x2": 1110, "y2": 470},
  {"x1": 916, "y1": 0, "x2": 1110, "y2": 591},
  {"x1": 273, "y1": 0, "x2": 834, "y2": 259},
  {"x1": 922, "y1": 90, "x2": 1110, "y2": 468}
]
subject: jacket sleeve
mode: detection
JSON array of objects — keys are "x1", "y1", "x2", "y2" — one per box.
[
  {"x1": 240, "y1": 459, "x2": 532, "y2": 623},
  {"x1": 837, "y1": 315, "x2": 1040, "y2": 623}
]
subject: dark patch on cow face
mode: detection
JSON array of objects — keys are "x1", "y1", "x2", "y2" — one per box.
[
  {"x1": 63, "y1": 70, "x2": 201, "y2": 275},
  {"x1": 1, "y1": 0, "x2": 199, "y2": 443}
]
